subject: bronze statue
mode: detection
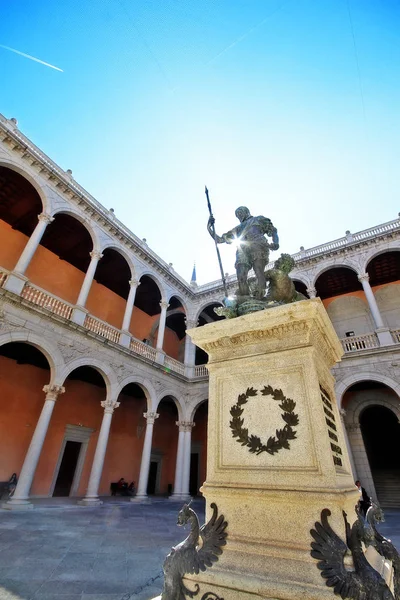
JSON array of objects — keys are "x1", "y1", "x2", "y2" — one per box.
[
  {"x1": 264, "y1": 253, "x2": 306, "y2": 304},
  {"x1": 207, "y1": 207, "x2": 279, "y2": 300}
]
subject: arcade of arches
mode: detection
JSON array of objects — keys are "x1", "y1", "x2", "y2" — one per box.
[{"x1": 0, "y1": 162, "x2": 400, "y2": 508}]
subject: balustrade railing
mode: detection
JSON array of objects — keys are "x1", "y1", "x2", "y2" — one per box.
[
  {"x1": 164, "y1": 355, "x2": 185, "y2": 375},
  {"x1": 21, "y1": 284, "x2": 73, "y2": 319},
  {"x1": 194, "y1": 364, "x2": 208, "y2": 377},
  {"x1": 84, "y1": 314, "x2": 120, "y2": 344},
  {"x1": 340, "y1": 332, "x2": 379, "y2": 353},
  {"x1": 391, "y1": 329, "x2": 400, "y2": 344},
  {"x1": 0, "y1": 270, "x2": 8, "y2": 288},
  {"x1": 129, "y1": 338, "x2": 157, "y2": 361}
]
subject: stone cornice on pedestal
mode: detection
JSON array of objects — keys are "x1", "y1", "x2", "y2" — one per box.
[{"x1": 188, "y1": 298, "x2": 344, "y2": 368}]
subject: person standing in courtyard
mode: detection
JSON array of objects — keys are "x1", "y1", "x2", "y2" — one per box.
[{"x1": 356, "y1": 479, "x2": 372, "y2": 516}]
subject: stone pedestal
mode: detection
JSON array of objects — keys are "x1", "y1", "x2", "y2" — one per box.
[{"x1": 185, "y1": 299, "x2": 360, "y2": 600}]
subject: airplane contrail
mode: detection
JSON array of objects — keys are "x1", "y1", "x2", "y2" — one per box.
[{"x1": 0, "y1": 44, "x2": 63, "y2": 72}]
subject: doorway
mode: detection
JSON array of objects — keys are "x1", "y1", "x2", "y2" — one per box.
[
  {"x1": 189, "y1": 452, "x2": 199, "y2": 497},
  {"x1": 147, "y1": 452, "x2": 162, "y2": 495},
  {"x1": 53, "y1": 441, "x2": 82, "y2": 497},
  {"x1": 360, "y1": 405, "x2": 400, "y2": 506}
]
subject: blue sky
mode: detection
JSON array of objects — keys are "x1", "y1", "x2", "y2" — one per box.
[{"x1": 1, "y1": 0, "x2": 399, "y2": 283}]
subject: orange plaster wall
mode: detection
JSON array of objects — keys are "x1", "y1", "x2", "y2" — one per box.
[
  {"x1": 0, "y1": 356, "x2": 48, "y2": 481},
  {"x1": 129, "y1": 307, "x2": 157, "y2": 341},
  {"x1": 99, "y1": 394, "x2": 147, "y2": 493},
  {"x1": 163, "y1": 328, "x2": 181, "y2": 360},
  {"x1": 26, "y1": 244, "x2": 85, "y2": 305},
  {"x1": 152, "y1": 408, "x2": 179, "y2": 494},
  {"x1": 32, "y1": 378, "x2": 106, "y2": 496},
  {"x1": 0, "y1": 220, "x2": 29, "y2": 272},
  {"x1": 85, "y1": 280, "x2": 126, "y2": 329}
]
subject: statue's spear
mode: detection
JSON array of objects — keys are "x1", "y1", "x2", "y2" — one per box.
[{"x1": 205, "y1": 186, "x2": 228, "y2": 297}]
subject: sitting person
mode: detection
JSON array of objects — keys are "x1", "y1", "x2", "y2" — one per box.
[{"x1": 8, "y1": 473, "x2": 17, "y2": 498}]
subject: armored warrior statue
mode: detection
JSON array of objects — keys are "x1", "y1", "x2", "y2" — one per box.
[{"x1": 207, "y1": 206, "x2": 279, "y2": 300}]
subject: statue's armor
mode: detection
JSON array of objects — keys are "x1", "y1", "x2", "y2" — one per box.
[{"x1": 222, "y1": 216, "x2": 275, "y2": 268}]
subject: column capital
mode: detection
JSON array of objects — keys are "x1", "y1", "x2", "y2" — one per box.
[
  {"x1": 160, "y1": 300, "x2": 170, "y2": 311},
  {"x1": 306, "y1": 287, "x2": 317, "y2": 298},
  {"x1": 38, "y1": 213, "x2": 54, "y2": 225},
  {"x1": 185, "y1": 319, "x2": 197, "y2": 329},
  {"x1": 144, "y1": 412, "x2": 159, "y2": 424},
  {"x1": 101, "y1": 399, "x2": 120, "y2": 414},
  {"x1": 358, "y1": 273, "x2": 369, "y2": 283},
  {"x1": 176, "y1": 420, "x2": 195, "y2": 432},
  {"x1": 89, "y1": 250, "x2": 103, "y2": 261},
  {"x1": 129, "y1": 278, "x2": 141, "y2": 288},
  {"x1": 43, "y1": 384, "x2": 65, "y2": 401}
]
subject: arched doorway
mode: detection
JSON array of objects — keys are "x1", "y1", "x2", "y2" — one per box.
[{"x1": 360, "y1": 405, "x2": 400, "y2": 507}]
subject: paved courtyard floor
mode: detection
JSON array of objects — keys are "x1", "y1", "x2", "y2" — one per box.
[{"x1": 0, "y1": 498, "x2": 399, "y2": 600}]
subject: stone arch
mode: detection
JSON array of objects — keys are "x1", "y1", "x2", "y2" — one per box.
[
  {"x1": 155, "y1": 392, "x2": 184, "y2": 421},
  {"x1": 194, "y1": 300, "x2": 224, "y2": 323},
  {"x1": 326, "y1": 295, "x2": 374, "y2": 338},
  {"x1": 312, "y1": 261, "x2": 360, "y2": 287},
  {"x1": 137, "y1": 271, "x2": 166, "y2": 299},
  {"x1": 0, "y1": 159, "x2": 51, "y2": 214},
  {"x1": 59, "y1": 357, "x2": 117, "y2": 399},
  {"x1": 355, "y1": 397, "x2": 400, "y2": 425},
  {"x1": 0, "y1": 330, "x2": 64, "y2": 385},
  {"x1": 188, "y1": 397, "x2": 208, "y2": 422},
  {"x1": 374, "y1": 284, "x2": 400, "y2": 329},
  {"x1": 363, "y1": 245, "x2": 400, "y2": 274},
  {"x1": 51, "y1": 207, "x2": 101, "y2": 253},
  {"x1": 336, "y1": 373, "x2": 400, "y2": 408},
  {"x1": 290, "y1": 271, "x2": 311, "y2": 287},
  {"x1": 166, "y1": 292, "x2": 188, "y2": 315},
  {"x1": 116, "y1": 375, "x2": 157, "y2": 412},
  {"x1": 100, "y1": 242, "x2": 136, "y2": 279}
]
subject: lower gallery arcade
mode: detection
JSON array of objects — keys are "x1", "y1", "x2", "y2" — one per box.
[{"x1": 0, "y1": 341, "x2": 207, "y2": 506}]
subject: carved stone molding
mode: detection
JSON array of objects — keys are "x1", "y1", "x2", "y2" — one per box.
[
  {"x1": 144, "y1": 411, "x2": 159, "y2": 425},
  {"x1": 38, "y1": 213, "x2": 54, "y2": 225},
  {"x1": 101, "y1": 399, "x2": 120, "y2": 414},
  {"x1": 43, "y1": 384, "x2": 65, "y2": 401},
  {"x1": 89, "y1": 250, "x2": 103, "y2": 261},
  {"x1": 176, "y1": 420, "x2": 195, "y2": 432}
]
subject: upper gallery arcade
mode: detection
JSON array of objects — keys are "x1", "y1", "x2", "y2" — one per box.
[{"x1": 0, "y1": 113, "x2": 399, "y2": 508}]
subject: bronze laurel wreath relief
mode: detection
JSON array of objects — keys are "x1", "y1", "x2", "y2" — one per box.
[{"x1": 229, "y1": 386, "x2": 299, "y2": 455}]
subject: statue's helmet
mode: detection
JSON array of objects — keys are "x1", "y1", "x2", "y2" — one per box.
[{"x1": 235, "y1": 206, "x2": 250, "y2": 221}]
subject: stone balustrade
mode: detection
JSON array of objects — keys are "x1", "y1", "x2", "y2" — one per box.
[
  {"x1": 129, "y1": 338, "x2": 158, "y2": 361},
  {"x1": 21, "y1": 284, "x2": 73, "y2": 319},
  {"x1": 194, "y1": 364, "x2": 208, "y2": 377},
  {"x1": 164, "y1": 355, "x2": 185, "y2": 375},
  {"x1": 84, "y1": 314, "x2": 120, "y2": 344},
  {"x1": 340, "y1": 332, "x2": 379, "y2": 353},
  {"x1": 391, "y1": 329, "x2": 400, "y2": 344}
]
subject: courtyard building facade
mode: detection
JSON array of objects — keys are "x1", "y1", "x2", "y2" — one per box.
[{"x1": 0, "y1": 113, "x2": 399, "y2": 509}]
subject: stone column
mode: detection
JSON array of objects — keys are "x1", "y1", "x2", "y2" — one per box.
[
  {"x1": 119, "y1": 279, "x2": 140, "y2": 347},
  {"x1": 78, "y1": 399, "x2": 120, "y2": 506},
  {"x1": 358, "y1": 273, "x2": 394, "y2": 345},
  {"x1": 306, "y1": 287, "x2": 317, "y2": 298},
  {"x1": 184, "y1": 319, "x2": 197, "y2": 377},
  {"x1": 132, "y1": 412, "x2": 159, "y2": 502},
  {"x1": 169, "y1": 421, "x2": 186, "y2": 500},
  {"x1": 4, "y1": 213, "x2": 54, "y2": 295},
  {"x1": 156, "y1": 300, "x2": 169, "y2": 363},
  {"x1": 71, "y1": 251, "x2": 103, "y2": 325},
  {"x1": 3, "y1": 384, "x2": 65, "y2": 510},
  {"x1": 180, "y1": 421, "x2": 195, "y2": 499}
]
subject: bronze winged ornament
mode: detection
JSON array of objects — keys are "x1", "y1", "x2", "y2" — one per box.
[
  {"x1": 161, "y1": 502, "x2": 228, "y2": 600},
  {"x1": 311, "y1": 508, "x2": 394, "y2": 600},
  {"x1": 365, "y1": 503, "x2": 400, "y2": 599}
]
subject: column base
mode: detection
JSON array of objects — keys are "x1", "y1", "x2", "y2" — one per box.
[
  {"x1": 3, "y1": 272, "x2": 28, "y2": 296},
  {"x1": 156, "y1": 350, "x2": 165, "y2": 365},
  {"x1": 130, "y1": 495, "x2": 150, "y2": 503},
  {"x1": 119, "y1": 331, "x2": 131, "y2": 347},
  {"x1": 71, "y1": 306, "x2": 88, "y2": 326},
  {"x1": 77, "y1": 497, "x2": 103, "y2": 506},
  {"x1": 168, "y1": 494, "x2": 192, "y2": 502},
  {"x1": 2, "y1": 499, "x2": 34, "y2": 510},
  {"x1": 376, "y1": 327, "x2": 395, "y2": 346}
]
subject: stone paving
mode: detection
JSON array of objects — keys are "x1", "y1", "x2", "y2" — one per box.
[
  {"x1": 0, "y1": 497, "x2": 204, "y2": 600},
  {"x1": 0, "y1": 498, "x2": 399, "y2": 600}
]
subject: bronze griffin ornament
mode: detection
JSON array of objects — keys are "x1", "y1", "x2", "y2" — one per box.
[
  {"x1": 311, "y1": 507, "x2": 396, "y2": 600},
  {"x1": 161, "y1": 502, "x2": 228, "y2": 600}
]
